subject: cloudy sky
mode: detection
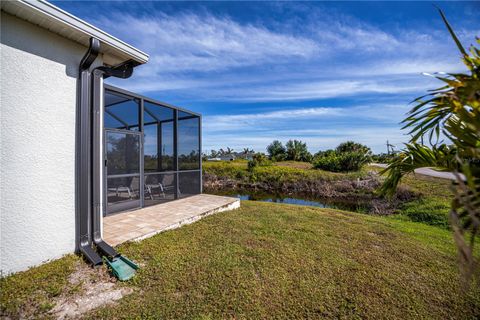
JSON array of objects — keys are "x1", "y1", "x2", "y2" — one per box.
[{"x1": 56, "y1": 1, "x2": 479, "y2": 153}]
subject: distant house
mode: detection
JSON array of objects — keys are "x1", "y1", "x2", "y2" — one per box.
[
  {"x1": 206, "y1": 154, "x2": 236, "y2": 161},
  {"x1": 238, "y1": 153, "x2": 254, "y2": 161},
  {"x1": 220, "y1": 154, "x2": 236, "y2": 161},
  {"x1": 1, "y1": 0, "x2": 202, "y2": 274}
]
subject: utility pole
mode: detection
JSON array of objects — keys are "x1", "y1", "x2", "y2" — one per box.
[{"x1": 386, "y1": 140, "x2": 395, "y2": 155}]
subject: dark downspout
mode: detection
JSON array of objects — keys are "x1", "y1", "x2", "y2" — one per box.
[
  {"x1": 78, "y1": 37, "x2": 137, "y2": 266},
  {"x1": 77, "y1": 38, "x2": 103, "y2": 266},
  {"x1": 91, "y1": 63, "x2": 134, "y2": 259}
]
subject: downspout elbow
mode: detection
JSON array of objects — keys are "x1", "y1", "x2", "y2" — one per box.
[{"x1": 80, "y1": 38, "x2": 100, "y2": 72}]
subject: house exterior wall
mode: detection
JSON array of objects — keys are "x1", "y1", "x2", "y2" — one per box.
[{"x1": 0, "y1": 12, "x2": 103, "y2": 274}]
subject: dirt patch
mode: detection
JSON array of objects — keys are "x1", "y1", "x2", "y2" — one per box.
[{"x1": 49, "y1": 262, "x2": 132, "y2": 319}]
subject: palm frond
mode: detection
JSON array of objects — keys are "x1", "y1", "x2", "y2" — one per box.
[{"x1": 380, "y1": 9, "x2": 480, "y2": 285}]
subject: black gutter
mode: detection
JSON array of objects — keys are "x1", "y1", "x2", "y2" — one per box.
[{"x1": 77, "y1": 38, "x2": 103, "y2": 266}]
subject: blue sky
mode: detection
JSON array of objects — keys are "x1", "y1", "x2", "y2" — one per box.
[{"x1": 56, "y1": 1, "x2": 479, "y2": 154}]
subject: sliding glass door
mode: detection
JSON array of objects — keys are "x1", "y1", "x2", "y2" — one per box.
[{"x1": 105, "y1": 130, "x2": 142, "y2": 214}]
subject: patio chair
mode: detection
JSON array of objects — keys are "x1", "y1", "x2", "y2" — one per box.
[
  {"x1": 161, "y1": 174, "x2": 175, "y2": 193},
  {"x1": 145, "y1": 177, "x2": 165, "y2": 200},
  {"x1": 145, "y1": 174, "x2": 175, "y2": 200},
  {"x1": 110, "y1": 176, "x2": 140, "y2": 200}
]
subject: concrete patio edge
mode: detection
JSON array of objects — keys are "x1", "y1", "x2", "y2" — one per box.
[
  {"x1": 133, "y1": 199, "x2": 240, "y2": 243},
  {"x1": 103, "y1": 194, "x2": 240, "y2": 246}
]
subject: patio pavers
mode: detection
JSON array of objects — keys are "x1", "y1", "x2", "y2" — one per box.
[{"x1": 103, "y1": 194, "x2": 240, "y2": 246}]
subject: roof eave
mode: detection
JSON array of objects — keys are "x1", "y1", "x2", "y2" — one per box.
[{"x1": 1, "y1": 0, "x2": 149, "y2": 65}]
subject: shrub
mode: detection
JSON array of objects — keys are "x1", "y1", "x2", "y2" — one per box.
[
  {"x1": 313, "y1": 142, "x2": 371, "y2": 172},
  {"x1": 313, "y1": 149, "x2": 335, "y2": 158},
  {"x1": 314, "y1": 151, "x2": 370, "y2": 172}
]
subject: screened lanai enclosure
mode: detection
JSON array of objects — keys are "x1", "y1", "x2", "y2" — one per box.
[{"x1": 103, "y1": 85, "x2": 201, "y2": 215}]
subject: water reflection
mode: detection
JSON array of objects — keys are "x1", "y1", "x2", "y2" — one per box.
[{"x1": 210, "y1": 190, "x2": 370, "y2": 213}]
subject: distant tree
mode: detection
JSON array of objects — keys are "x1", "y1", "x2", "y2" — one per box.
[
  {"x1": 209, "y1": 149, "x2": 219, "y2": 158},
  {"x1": 286, "y1": 140, "x2": 311, "y2": 162},
  {"x1": 225, "y1": 147, "x2": 234, "y2": 155},
  {"x1": 242, "y1": 148, "x2": 254, "y2": 154},
  {"x1": 267, "y1": 140, "x2": 287, "y2": 161}
]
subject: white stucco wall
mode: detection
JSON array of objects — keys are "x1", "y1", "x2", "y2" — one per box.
[{"x1": 0, "y1": 12, "x2": 103, "y2": 274}]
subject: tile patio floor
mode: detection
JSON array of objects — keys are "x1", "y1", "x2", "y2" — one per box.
[{"x1": 103, "y1": 194, "x2": 240, "y2": 246}]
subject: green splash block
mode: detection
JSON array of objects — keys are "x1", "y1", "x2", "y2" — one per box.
[{"x1": 106, "y1": 256, "x2": 139, "y2": 281}]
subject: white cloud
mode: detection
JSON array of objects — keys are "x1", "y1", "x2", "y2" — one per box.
[
  {"x1": 98, "y1": 7, "x2": 475, "y2": 103},
  {"x1": 217, "y1": 78, "x2": 431, "y2": 102},
  {"x1": 97, "y1": 12, "x2": 319, "y2": 75},
  {"x1": 204, "y1": 104, "x2": 409, "y2": 130},
  {"x1": 204, "y1": 107, "x2": 342, "y2": 131},
  {"x1": 314, "y1": 23, "x2": 401, "y2": 53}
]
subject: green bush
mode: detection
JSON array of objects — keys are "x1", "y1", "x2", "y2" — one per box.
[
  {"x1": 313, "y1": 149, "x2": 336, "y2": 160},
  {"x1": 313, "y1": 142, "x2": 371, "y2": 172},
  {"x1": 313, "y1": 151, "x2": 370, "y2": 172},
  {"x1": 336, "y1": 141, "x2": 371, "y2": 154}
]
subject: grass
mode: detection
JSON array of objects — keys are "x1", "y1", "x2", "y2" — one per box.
[
  {"x1": 0, "y1": 255, "x2": 80, "y2": 316},
  {"x1": 2, "y1": 201, "x2": 479, "y2": 319},
  {"x1": 366, "y1": 166, "x2": 453, "y2": 229},
  {"x1": 273, "y1": 160, "x2": 314, "y2": 170},
  {"x1": 392, "y1": 169, "x2": 453, "y2": 228}
]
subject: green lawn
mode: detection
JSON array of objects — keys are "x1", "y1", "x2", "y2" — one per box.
[
  {"x1": 386, "y1": 168, "x2": 453, "y2": 228},
  {"x1": 2, "y1": 201, "x2": 478, "y2": 319}
]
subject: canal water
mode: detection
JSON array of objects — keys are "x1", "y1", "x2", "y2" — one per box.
[{"x1": 210, "y1": 190, "x2": 370, "y2": 213}]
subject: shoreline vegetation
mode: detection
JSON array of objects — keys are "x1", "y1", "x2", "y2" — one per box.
[{"x1": 203, "y1": 160, "x2": 452, "y2": 228}]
